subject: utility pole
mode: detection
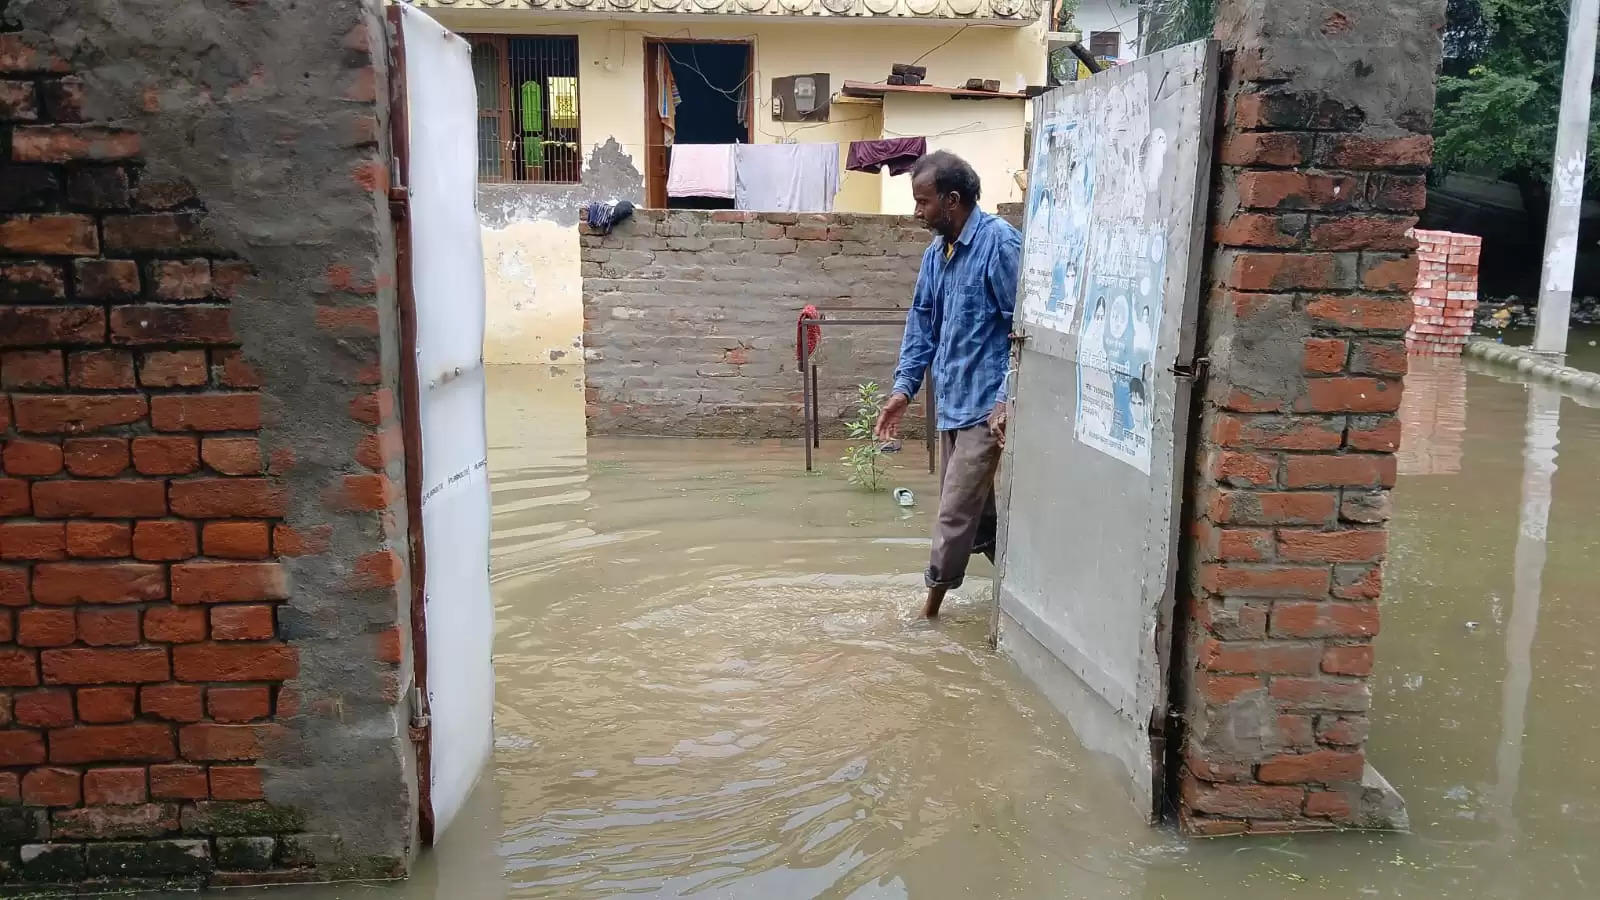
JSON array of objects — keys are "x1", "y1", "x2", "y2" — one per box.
[{"x1": 1533, "y1": 0, "x2": 1599, "y2": 356}]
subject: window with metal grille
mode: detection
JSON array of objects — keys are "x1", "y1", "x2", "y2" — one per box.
[
  {"x1": 1088, "y1": 31, "x2": 1121, "y2": 61},
  {"x1": 467, "y1": 34, "x2": 581, "y2": 184}
]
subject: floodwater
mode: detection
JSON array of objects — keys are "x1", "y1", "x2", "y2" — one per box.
[{"x1": 257, "y1": 359, "x2": 1600, "y2": 899}]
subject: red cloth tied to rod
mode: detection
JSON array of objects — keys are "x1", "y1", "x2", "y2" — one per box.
[{"x1": 797, "y1": 305, "x2": 822, "y2": 364}]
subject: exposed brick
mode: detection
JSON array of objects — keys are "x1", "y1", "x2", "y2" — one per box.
[
  {"x1": 173, "y1": 643, "x2": 297, "y2": 682},
  {"x1": 1368, "y1": 174, "x2": 1428, "y2": 212},
  {"x1": 1306, "y1": 295, "x2": 1412, "y2": 331},
  {"x1": 21, "y1": 767, "x2": 80, "y2": 807},
  {"x1": 1237, "y1": 172, "x2": 1359, "y2": 211},
  {"x1": 111, "y1": 305, "x2": 234, "y2": 346},
  {"x1": 1211, "y1": 414, "x2": 1344, "y2": 450},
  {"x1": 0, "y1": 78, "x2": 37, "y2": 120},
  {"x1": 211, "y1": 605, "x2": 275, "y2": 641},
  {"x1": 150, "y1": 259, "x2": 212, "y2": 300},
  {"x1": 1182, "y1": 778, "x2": 1306, "y2": 818},
  {"x1": 376, "y1": 626, "x2": 403, "y2": 664},
  {"x1": 1305, "y1": 789, "x2": 1353, "y2": 819},
  {"x1": 1214, "y1": 212, "x2": 1304, "y2": 248},
  {"x1": 1360, "y1": 254, "x2": 1419, "y2": 292},
  {"x1": 149, "y1": 764, "x2": 209, "y2": 800},
  {"x1": 0, "y1": 260, "x2": 65, "y2": 301},
  {"x1": 2, "y1": 439, "x2": 63, "y2": 476},
  {"x1": 12, "y1": 394, "x2": 145, "y2": 435},
  {"x1": 1297, "y1": 377, "x2": 1403, "y2": 413},
  {"x1": 1, "y1": 521, "x2": 66, "y2": 560},
  {"x1": 1, "y1": 349, "x2": 64, "y2": 388},
  {"x1": 0, "y1": 564, "x2": 28, "y2": 604},
  {"x1": 1277, "y1": 714, "x2": 1316, "y2": 748},
  {"x1": 1316, "y1": 714, "x2": 1369, "y2": 746},
  {"x1": 39, "y1": 76, "x2": 85, "y2": 121},
  {"x1": 141, "y1": 684, "x2": 203, "y2": 723},
  {"x1": 131, "y1": 520, "x2": 198, "y2": 562},
  {"x1": 65, "y1": 522, "x2": 131, "y2": 558},
  {"x1": 63, "y1": 437, "x2": 130, "y2": 477},
  {"x1": 273, "y1": 524, "x2": 330, "y2": 557},
  {"x1": 169, "y1": 479, "x2": 287, "y2": 518},
  {"x1": 1302, "y1": 339, "x2": 1348, "y2": 374},
  {"x1": 1224, "y1": 252, "x2": 1342, "y2": 291},
  {"x1": 213, "y1": 349, "x2": 262, "y2": 388},
  {"x1": 131, "y1": 436, "x2": 199, "y2": 475},
  {"x1": 1340, "y1": 490, "x2": 1392, "y2": 525},
  {"x1": 84, "y1": 768, "x2": 147, "y2": 805},
  {"x1": 1, "y1": 307, "x2": 105, "y2": 349},
  {"x1": 101, "y1": 213, "x2": 209, "y2": 254},
  {"x1": 171, "y1": 562, "x2": 287, "y2": 605},
  {"x1": 202, "y1": 522, "x2": 270, "y2": 560},
  {"x1": 332, "y1": 474, "x2": 397, "y2": 511},
  {"x1": 1199, "y1": 639, "x2": 1321, "y2": 675},
  {"x1": 1209, "y1": 490, "x2": 1337, "y2": 526},
  {"x1": 1276, "y1": 529, "x2": 1387, "y2": 563},
  {"x1": 315, "y1": 305, "x2": 379, "y2": 334},
  {"x1": 348, "y1": 389, "x2": 395, "y2": 426},
  {"x1": 1212, "y1": 451, "x2": 1277, "y2": 488},
  {"x1": 1349, "y1": 340, "x2": 1408, "y2": 377},
  {"x1": 1347, "y1": 416, "x2": 1402, "y2": 452},
  {"x1": 355, "y1": 427, "x2": 403, "y2": 471},
  {"x1": 77, "y1": 608, "x2": 141, "y2": 647},
  {"x1": 1332, "y1": 564, "x2": 1382, "y2": 601},
  {"x1": 13, "y1": 689, "x2": 71, "y2": 728},
  {"x1": 0, "y1": 729, "x2": 45, "y2": 767},
  {"x1": 31, "y1": 561, "x2": 166, "y2": 604},
  {"x1": 179, "y1": 723, "x2": 282, "y2": 761},
  {"x1": 1213, "y1": 527, "x2": 1273, "y2": 562},
  {"x1": 1308, "y1": 215, "x2": 1418, "y2": 251},
  {"x1": 0, "y1": 214, "x2": 99, "y2": 255},
  {"x1": 1199, "y1": 564, "x2": 1331, "y2": 599},
  {"x1": 137, "y1": 350, "x2": 208, "y2": 388},
  {"x1": 51, "y1": 803, "x2": 179, "y2": 840},
  {"x1": 144, "y1": 606, "x2": 207, "y2": 643},
  {"x1": 1269, "y1": 677, "x2": 1371, "y2": 712},
  {"x1": 134, "y1": 177, "x2": 200, "y2": 212},
  {"x1": 208, "y1": 687, "x2": 271, "y2": 724},
  {"x1": 1258, "y1": 750, "x2": 1364, "y2": 785},
  {"x1": 151, "y1": 394, "x2": 260, "y2": 432},
  {"x1": 1322, "y1": 644, "x2": 1375, "y2": 676},
  {"x1": 77, "y1": 684, "x2": 137, "y2": 722},
  {"x1": 42, "y1": 648, "x2": 169, "y2": 685},
  {"x1": 1197, "y1": 673, "x2": 1263, "y2": 705},
  {"x1": 12, "y1": 126, "x2": 140, "y2": 162},
  {"x1": 1283, "y1": 453, "x2": 1397, "y2": 488},
  {"x1": 209, "y1": 765, "x2": 266, "y2": 801},
  {"x1": 0, "y1": 646, "x2": 39, "y2": 687},
  {"x1": 17, "y1": 608, "x2": 75, "y2": 647},
  {"x1": 66, "y1": 166, "x2": 131, "y2": 209},
  {"x1": 73, "y1": 259, "x2": 141, "y2": 300},
  {"x1": 201, "y1": 438, "x2": 262, "y2": 475},
  {"x1": 67, "y1": 349, "x2": 137, "y2": 389},
  {"x1": 50, "y1": 724, "x2": 175, "y2": 765},
  {"x1": 1322, "y1": 134, "x2": 1432, "y2": 169},
  {"x1": 1271, "y1": 602, "x2": 1380, "y2": 638},
  {"x1": 1218, "y1": 132, "x2": 1308, "y2": 167}
]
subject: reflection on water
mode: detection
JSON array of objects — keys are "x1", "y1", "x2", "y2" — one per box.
[{"x1": 243, "y1": 362, "x2": 1600, "y2": 899}]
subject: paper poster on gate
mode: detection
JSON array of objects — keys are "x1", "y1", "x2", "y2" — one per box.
[
  {"x1": 1020, "y1": 105, "x2": 1095, "y2": 333},
  {"x1": 1074, "y1": 223, "x2": 1165, "y2": 475}
]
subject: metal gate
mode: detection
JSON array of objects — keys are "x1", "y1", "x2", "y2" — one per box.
[{"x1": 993, "y1": 40, "x2": 1218, "y2": 820}]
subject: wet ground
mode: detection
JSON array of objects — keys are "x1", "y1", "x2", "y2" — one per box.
[{"x1": 258, "y1": 359, "x2": 1600, "y2": 899}]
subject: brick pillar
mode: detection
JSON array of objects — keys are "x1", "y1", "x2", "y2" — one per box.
[
  {"x1": 0, "y1": 0, "x2": 414, "y2": 889},
  {"x1": 1176, "y1": 0, "x2": 1445, "y2": 834}
]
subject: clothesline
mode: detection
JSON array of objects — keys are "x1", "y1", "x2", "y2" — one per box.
[{"x1": 605, "y1": 121, "x2": 1025, "y2": 153}]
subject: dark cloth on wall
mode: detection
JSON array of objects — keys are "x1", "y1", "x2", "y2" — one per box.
[{"x1": 845, "y1": 137, "x2": 928, "y2": 175}]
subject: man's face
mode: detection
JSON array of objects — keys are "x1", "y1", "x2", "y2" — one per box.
[{"x1": 912, "y1": 172, "x2": 954, "y2": 233}]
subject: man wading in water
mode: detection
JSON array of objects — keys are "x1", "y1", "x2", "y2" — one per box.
[{"x1": 874, "y1": 151, "x2": 1021, "y2": 618}]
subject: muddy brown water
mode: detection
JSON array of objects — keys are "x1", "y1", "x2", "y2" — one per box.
[{"x1": 241, "y1": 359, "x2": 1599, "y2": 899}]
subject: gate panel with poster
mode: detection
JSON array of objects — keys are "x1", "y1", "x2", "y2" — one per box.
[
  {"x1": 388, "y1": 4, "x2": 497, "y2": 842},
  {"x1": 993, "y1": 40, "x2": 1218, "y2": 820}
]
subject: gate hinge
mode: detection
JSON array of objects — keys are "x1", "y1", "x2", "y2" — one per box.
[
  {"x1": 1170, "y1": 356, "x2": 1209, "y2": 380},
  {"x1": 408, "y1": 685, "x2": 431, "y2": 741},
  {"x1": 388, "y1": 184, "x2": 409, "y2": 219}
]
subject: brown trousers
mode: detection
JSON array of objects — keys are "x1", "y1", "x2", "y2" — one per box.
[{"x1": 926, "y1": 424, "x2": 1002, "y2": 589}]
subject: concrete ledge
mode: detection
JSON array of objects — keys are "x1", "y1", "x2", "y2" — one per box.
[{"x1": 1463, "y1": 340, "x2": 1600, "y2": 396}]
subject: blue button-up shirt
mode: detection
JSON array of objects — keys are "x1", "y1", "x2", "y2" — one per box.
[{"x1": 892, "y1": 209, "x2": 1021, "y2": 432}]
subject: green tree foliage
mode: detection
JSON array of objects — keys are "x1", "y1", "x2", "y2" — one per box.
[{"x1": 1434, "y1": 0, "x2": 1599, "y2": 196}]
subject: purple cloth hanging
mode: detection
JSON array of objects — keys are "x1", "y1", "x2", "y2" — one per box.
[{"x1": 845, "y1": 137, "x2": 928, "y2": 176}]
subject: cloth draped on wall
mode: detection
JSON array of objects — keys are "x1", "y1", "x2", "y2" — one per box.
[
  {"x1": 667, "y1": 143, "x2": 736, "y2": 199},
  {"x1": 656, "y1": 46, "x2": 681, "y2": 146},
  {"x1": 733, "y1": 143, "x2": 840, "y2": 213},
  {"x1": 845, "y1": 137, "x2": 927, "y2": 176}
]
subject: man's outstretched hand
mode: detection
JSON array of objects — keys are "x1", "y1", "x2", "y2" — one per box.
[{"x1": 875, "y1": 393, "x2": 911, "y2": 442}]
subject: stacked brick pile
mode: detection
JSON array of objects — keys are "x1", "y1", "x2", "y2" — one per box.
[
  {"x1": 0, "y1": 3, "x2": 414, "y2": 889},
  {"x1": 1405, "y1": 229, "x2": 1480, "y2": 355},
  {"x1": 1177, "y1": 0, "x2": 1443, "y2": 835}
]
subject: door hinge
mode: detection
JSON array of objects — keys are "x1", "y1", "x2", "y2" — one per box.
[
  {"x1": 1171, "y1": 356, "x2": 1209, "y2": 380},
  {"x1": 408, "y1": 685, "x2": 431, "y2": 742}
]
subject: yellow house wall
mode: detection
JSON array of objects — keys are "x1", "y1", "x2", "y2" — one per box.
[{"x1": 419, "y1": 8, "x2": 1044, "y2": 364}]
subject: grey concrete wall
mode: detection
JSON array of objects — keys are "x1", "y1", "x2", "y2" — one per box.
[{"x1": 581, "y1": 209, "x2": 939, "y2": 439}]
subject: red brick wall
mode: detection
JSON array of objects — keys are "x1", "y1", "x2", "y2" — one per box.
[
  {"x1": 1175, "y1": 0, "x2": 1444, "y2": 834},
  {"x1": 0, "y1": 4, "x2": 412, "y2": 888}
]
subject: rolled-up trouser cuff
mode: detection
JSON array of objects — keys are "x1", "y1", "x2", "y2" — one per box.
[{"x1": 925, "y1": 567, "x2": 964, "y2": 590}]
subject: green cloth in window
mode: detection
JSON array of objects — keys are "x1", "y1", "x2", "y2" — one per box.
[{"x1": 521, "y1": 80, "x2": 545, "y2": 170}]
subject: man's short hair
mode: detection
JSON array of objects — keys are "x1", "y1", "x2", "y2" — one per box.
[{"x1": 910, "y1": 150, "x2": 981, "y2": 207}]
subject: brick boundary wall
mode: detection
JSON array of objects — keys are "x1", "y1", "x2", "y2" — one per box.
[
  {"x1": 1173, "y1": 0, "x2": 1445, "y2": 835},
  {"x1": 0, "y1": 0, "x2": 414, "y2": 890},
  {"x1": 1406, "y1": 229, "x2": 1480, "y2": 355}
]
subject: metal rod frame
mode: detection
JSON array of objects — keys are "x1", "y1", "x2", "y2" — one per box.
[{"x1": 796, "y1": 310, "x2": 937, "y2": 475}]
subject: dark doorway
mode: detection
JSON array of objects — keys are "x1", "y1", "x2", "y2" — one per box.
[{"x1": 643, "y1": 39, "x2": 753, "y2": 209}]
